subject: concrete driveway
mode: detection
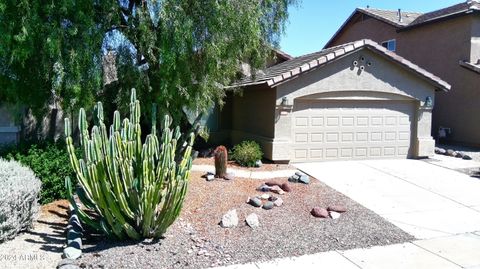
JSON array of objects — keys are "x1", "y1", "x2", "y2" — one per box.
[{"x1": 295, "y1": 159, "x2": 480, "y2": 240}]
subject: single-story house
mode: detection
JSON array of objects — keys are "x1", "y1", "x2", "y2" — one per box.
[{"x1": 212, "y1": 39, "x2": 451, "y2": 163}]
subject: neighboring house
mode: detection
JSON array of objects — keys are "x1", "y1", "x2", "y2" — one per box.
[
  {"x1": 0, "y1": 104, "x2": 20, "y2": 145},
  {"x1": 213, "y1": 39, "x2": 450, "y2": 163},
  {"x1": 324, "y1": 0, "x2": 480, "y2": 145}
]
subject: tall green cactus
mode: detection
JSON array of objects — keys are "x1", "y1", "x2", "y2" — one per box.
[{"x1": 64, "y1": 89, "x2": 195, "y2": 240}]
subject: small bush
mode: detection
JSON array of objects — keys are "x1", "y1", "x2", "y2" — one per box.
[
  {"x1": 1, "y1": 142, "x2": 77, "y2": 204},
  {"x1": 231, "y1": 141, "x2": 263, "y2": 167},
  {"x1": 0, "y1": 159, "x2": 41, "y2": 242}
]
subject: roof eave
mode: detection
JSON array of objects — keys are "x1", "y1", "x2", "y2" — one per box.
[
  {"x1": 399, "y1": 9, "x2": 480, "y2": 32},
  {"x1": 324, "y1": 9, "x2": 403, "y2": 49}
]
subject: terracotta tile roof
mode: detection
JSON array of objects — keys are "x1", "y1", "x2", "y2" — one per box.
[
  {"x1": 233, "y1": 39, "x2": 450, "y2": 92},
  {"x1": 357, "y1": 8, "x2": 423, "y2": 27}
]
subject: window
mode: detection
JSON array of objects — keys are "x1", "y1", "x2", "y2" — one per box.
[{"x1": 382, "y1": 39, "x2": 396, "y2": 52}]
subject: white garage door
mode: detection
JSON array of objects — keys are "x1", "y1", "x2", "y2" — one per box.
[{"x1": 292, "y1": 100, "x2": 414, "y2": 162}]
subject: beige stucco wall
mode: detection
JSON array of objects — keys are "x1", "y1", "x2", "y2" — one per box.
[
  {"x1": 223, "y1": 85, "x2": 276, "y2": 159},
  {"x1": 273, "y1": 49, "x2": 437, "y2": 161},
  {"x1": 331, "y1": 15, "x2": 398, "y2": 47},
  {"x1": 329, "y1": 14, "x2": 480, "y2": 145}
]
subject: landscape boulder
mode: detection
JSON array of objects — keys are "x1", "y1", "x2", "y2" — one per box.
[
  {"x1": 435, "y1": 147, "x2": 447, "y2": 155},
  {"x1": 270, "y1": 185, "x2": 285, "y2": 195},
  {"x1": 245, "y1": 213, "x2": 260, "y2": 228},
  {"x1": 280, "y1": 183, "x2": 292, "y2": 192},
  {"x1": 262, "y1": 201, "x2": 274, "y2": 210},
  {"x1": 446, "y1": 149, "x2": 458, "y2": 157},
  {"x1": 221, "y1": 209, "x2": 239, "y2": 228},
  {"x1": 256, "y1": 184, "x2": 272, "y2": 192},
  {"x1": 248, "y1": 197, "x2": 262, "y2": 207},
  {"x1": 273, "y1": 197, "x2": 284, "y2": 207},
  {"x1": 463, "y1": 155, "x2": 473, "y2": 160},
  {"x1": 327, "y1": 205, "x2": 347, "y2": 213},
  {"x1": 329, "y1": 211, "x2": 341, "y2": 219},
  {"x1": 311, "y1": 207, "x2": 329, "y2": 218},
  {"x1": 264, "y1": 181, "x2": 282, "y2": 187}
]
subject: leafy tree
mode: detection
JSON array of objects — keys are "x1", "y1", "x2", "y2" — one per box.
[{"x1": 0, "y1": 0, "x2": 297, "y2": 122}]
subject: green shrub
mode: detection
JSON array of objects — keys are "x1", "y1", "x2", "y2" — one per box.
[
  {"x1": 1, "y1": 142, "x2": 77, "y2": 204},
  {"x1": 231, "y1": 141, "x2": 263, "y2": 167},
  {"x1": 0, "y1": 159, "x2": 41, "y2": 242}
]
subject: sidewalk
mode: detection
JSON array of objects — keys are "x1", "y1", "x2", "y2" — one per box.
[
  {"x1": 215, "y1": 232, "x2": 480, "y2": 269},
  {"x1": 191, "y1": 164, "x2": 298, "y2": 180}
]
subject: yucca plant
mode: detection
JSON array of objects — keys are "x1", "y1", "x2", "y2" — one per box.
[{"x1": 64, "y1": 89, "x2": 195, "y2": 240}]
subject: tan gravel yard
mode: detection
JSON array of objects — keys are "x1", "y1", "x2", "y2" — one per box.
[
  {"x1": 75, "y1": 171, "x2": 413, "y2": 269},
  {"x1": 0, "y1": 200, "x2": 68, "y2": 269}
]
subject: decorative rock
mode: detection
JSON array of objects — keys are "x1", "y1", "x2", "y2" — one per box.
[
  {"x1": 262, "y1": 201, "x2": 274, "y2": 210},
  {"x1": 311, "y1": 207, "x2": 329, "y2": 218},
  {"x1": 329, "y1": 211, "x2": 341, "y2": 219},
  {"x1": 299, "y1": 174, "x2": 310, "y2": 184},
  {"x1": 67, "y1": 230, "x2": 83, "y2": 245},
  {"x1": 224, "y1": 172, "x2": 235, "y2": 180},
  {"x1": 455, "y1": 152, "x2": 464, "y2": 158},
  {"x1": 255, "y1": 160, "x2": 263, "y2": 168},
  {"x1": 327, "y1": 205, "x2": 347, "y2": 213},
  {"x1": 264, "y1": 181, "x2": 282, "y2": 187},
  {"x1": 280, "y1": 183, "x2": 291, "y2": 192},
  {"x1": 435, "y1": 147, "x2": 447, "y2": 155},
  {"x1": 259, "y1": 194, "x2": 271, "y2": 200},
  {"x1": 245, "y1": 213, "x2": 260, "y2": 228},
  {"x1": 273, "y1": 197, "x2": 283, "y2": 207},
  {"x1": 270, "y1": 185, "x2": 285, "y2": 195},
  {"x1": 288, "y1": 175, "x2": 299, "y2": 183},
  {"x1": 248, "y1": 197, "x2": 262, "y2": 207},
  {"x1": 220, "y1": 209, "x2": 239, "y2": 228},
  {"x1": 268, "y1": 196, "x2": 278, "y2": 202},
  {"x1": 256, "y1": 184, "x2": 272, "y2": 192},
  {"x1": 463, "y1": 155, "x2": 473, "y2": 160},
  {"x1": 206, "y1": 174, "x2": 215, "y2": 181},
  {"x1": 63, "y1": 246, "x2": 82, "y2": 260},
  {"x1": 446, "y1": 149, "x2": 457, "y2": 157}
]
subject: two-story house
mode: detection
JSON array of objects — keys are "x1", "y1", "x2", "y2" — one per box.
[{"x1": 325, "y1": 0, "x2": 480, "y2": 145}]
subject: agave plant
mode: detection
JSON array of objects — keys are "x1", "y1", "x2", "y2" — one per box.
[{"x1": 64, "y1": 89, "x2": 195, "y2": 240}]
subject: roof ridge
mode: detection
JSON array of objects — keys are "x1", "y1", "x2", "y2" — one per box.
[{"x1": 358, "y1": 7, "x2": 423, "y2": 14}]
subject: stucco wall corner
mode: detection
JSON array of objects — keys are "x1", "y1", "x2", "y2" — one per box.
[{"x1": 416, "y1": 137, "x2": 436, "y2": 158}]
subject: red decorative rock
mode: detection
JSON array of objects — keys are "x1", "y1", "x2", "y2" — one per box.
[
  {"x1": 327, "y1": 205, "x2": 347, "y2": 213},
  {"x1": 280, "y1": 183, "x2": 291, "y2": 192},
  {"x1": 270, "y1": 185, "x2": 285, "y2": 195},
  {"x1": 264, "y1": 181, "x2": 282, "y2": 187},
  {"x1": 311, "y1": 207, "x2": 329, "y2": 218}
]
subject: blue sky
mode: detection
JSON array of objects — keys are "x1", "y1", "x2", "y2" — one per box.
[{"x1": 279, "y1": 0, "x2": 461, "y2": 56}]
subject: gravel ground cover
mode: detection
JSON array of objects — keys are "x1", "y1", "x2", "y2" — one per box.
[
  {"x1": 0, "y1": 200, "x2": 68, "y2": 269},
  {"x1": 437, "y1": 144, "x2": 480, "y2": 162},
  {"x1": 75, "y1": 171, "x2": 413, "y2": 269}
]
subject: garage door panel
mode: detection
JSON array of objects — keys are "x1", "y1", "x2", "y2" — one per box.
[{"x1": 292, "y1": 100, "x2": 414, "y2": 162}]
